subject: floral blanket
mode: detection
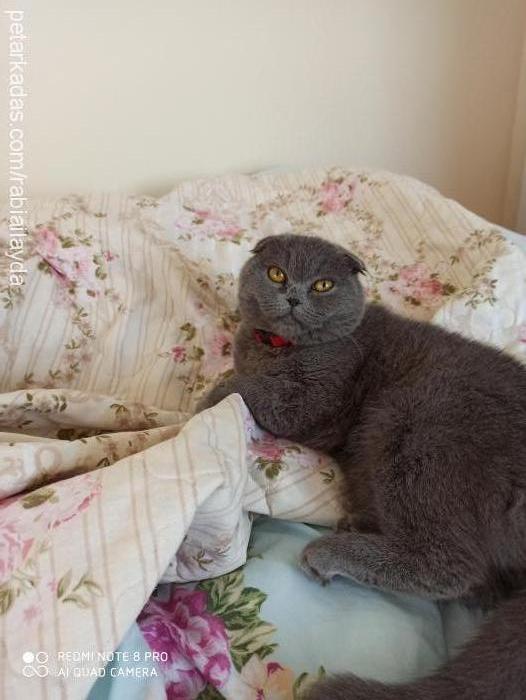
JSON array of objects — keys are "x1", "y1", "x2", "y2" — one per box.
[{"x1": 0, "y1": 168, "x2": 525, "y2": 700}]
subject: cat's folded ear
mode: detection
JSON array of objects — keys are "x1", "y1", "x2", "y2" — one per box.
[
  {"x1": 251, "y1": 236, "x2": 273, "y2": 254},
  {"x1": 344, "y1": 251, "x2": 367, "y2": 275}
]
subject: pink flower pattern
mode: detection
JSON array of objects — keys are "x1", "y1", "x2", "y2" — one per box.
[
  {"x1": 318, "y1": 179, "x2": 357, "y2": 214},
  {"x1": 138, "y1": 587, "x2": 232, "y2": 700},
  {"x1": 40, "y1": 474, "x2": 102, "y2": 529},
  {"x1": 0, "y1": 473, "x2": 102, "y2": 585},
  {"x1": 172, "y1": 207, "x2": 245, "y2": 243},
  {"x1": 210, "y1": 332, "x2": 232, "y2": 358},
  {"x1": 34, "y1": 226, "x2": 116, "y2": 304},
  {"x1": 201, "y1": 330, "x2": 234, "y2": 376},
  {"x1": 23, "y1": 604, "x2": 40, "y2": 624},
  {"x1": 382, "y1": 263, "x2": 446, "y2": 309},
  {"x1": 34, "y1": 227, "x2": 60, "y2": 257},
  {"x1": 399, "y1": 264, "x2": 444, "y2": 300},
  {"x1": 0, "y1": 520, "x2": 34, "y2": 585},
  {"x1": 250, "y1": 437, "x2": 285, "y2": 463},
  {"x1": 35, "y1": 228, "x2": 95, "y2": 289},
  {"x1": 171, "y1": 345, "x2": 187, "y2": 363}
]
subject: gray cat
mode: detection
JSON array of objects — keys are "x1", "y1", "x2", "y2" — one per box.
[{"x1": 198, "y1": 234, "x2": 526, "y2": 699}]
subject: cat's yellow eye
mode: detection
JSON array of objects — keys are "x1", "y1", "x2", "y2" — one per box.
[
  {"x1": 267, "y1": 266, "x2": 286, "y2": 284},
  {"x1": 312, "y1": 279, "x2": 334, "y2": 293}
]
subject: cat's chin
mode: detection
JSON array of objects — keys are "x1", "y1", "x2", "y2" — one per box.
[
  {"x1": 268, "y1": 313, "x2": 310, "y2": 335},
  {"x1": 241, "y1": 303, "x2": 322, "y2": 343}
]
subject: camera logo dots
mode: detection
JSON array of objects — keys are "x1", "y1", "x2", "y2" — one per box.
[{"x1": 22, "y1": 651, "x2": 49, "y2": 677}]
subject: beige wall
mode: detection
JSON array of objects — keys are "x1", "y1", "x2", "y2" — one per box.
[
  {"x1": 3, "y1": 0, "x2": 526, "y2": 225},
  {"x1": 509, "y1": 25, "x2": 526, "y2": 233}
]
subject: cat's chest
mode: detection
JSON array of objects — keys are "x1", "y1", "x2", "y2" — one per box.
[{"x1": 234, "y1": 341, "x2": 298, "y2": 375}]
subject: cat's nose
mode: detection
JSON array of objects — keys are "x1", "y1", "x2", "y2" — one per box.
[{"x1": 287, "y1": 297, "x2": 300, "y2": 307}]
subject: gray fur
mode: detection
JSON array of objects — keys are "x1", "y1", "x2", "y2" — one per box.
[{"x1": 198, "y1": 234, "x2": 526, "y2": 699}]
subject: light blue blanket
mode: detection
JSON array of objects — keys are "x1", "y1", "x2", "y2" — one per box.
[{"x1": 89, "y1": 517, "x2": 484, "y2": 700}]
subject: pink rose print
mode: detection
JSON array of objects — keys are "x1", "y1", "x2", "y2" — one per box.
[
  {"x1": 202, "y1": 330, "x2": 234, "y2": 377},
  {"x1": 36, "y1": 229, "x2": 95, "y2": 289},
  {"x1": 41, "y1": 473, "x2": 102, "y2": 529},
  {"x1": 518, "y1": 324, "x2": 526, "y2": 344},
  {"x1": 34, "y1": 227, "x2": 60, "y2": 258},
  {"x1": 0, "y1": 475, "x2": 102, "y2": 586},
  {"x1": 138, "y1": 587, "x2": 232, "y2": 700},
  {"x1": 193, "y1": 210, "x2": 243, "y2": 241},
  {"x1": 318, "y1": 179, "x2": 357, "y2": 215},
  {"x1": 23, "y1": 603, "x2": 41, "y2": 623},
  {"x1": 380, "y1": 263, "x2": 452, "y2": 313},
  {"x1": 398, "y1": 264, "x2": 443, "y2": 301},
  {"x1": 172, "y1": 206, "x2": 245, "y2": 243},
  {"x1": 244, "y1": 416, "x2": 332, "y2": 480},
  {"x1": 165, "y1": 663, "x2": 206, "y2": 700},
  {"x1": 0, "y1": 520, "x2": 34, "y2": 585},
  {"x1": 210, "y1": 332, "x2": 232, "y2": 358},
  {"x1": 171, "y1": 345, "x2": 187, "y2": 363},
  {"x1": 219, "y1": 224, "x2": 244, "y2": 240},
  {"x1": 250, "y1": 436, "x2": 285, "y2": 463},
  {"x1": 34, "y1": 226, "x2": 116, "y2": 302}
]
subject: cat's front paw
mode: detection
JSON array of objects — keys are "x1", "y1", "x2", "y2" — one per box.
[{"x1": 299, "y1": 535, "x2": 342, "y2": 585}]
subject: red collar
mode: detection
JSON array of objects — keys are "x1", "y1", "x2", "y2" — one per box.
[{"x1": 253, "y1": 328, "x2": 294, "y2": 348}]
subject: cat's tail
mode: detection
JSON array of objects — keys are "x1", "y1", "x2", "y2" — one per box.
[{"x1": 305, "y1": 591, "x2": 526, "y2": 700}]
